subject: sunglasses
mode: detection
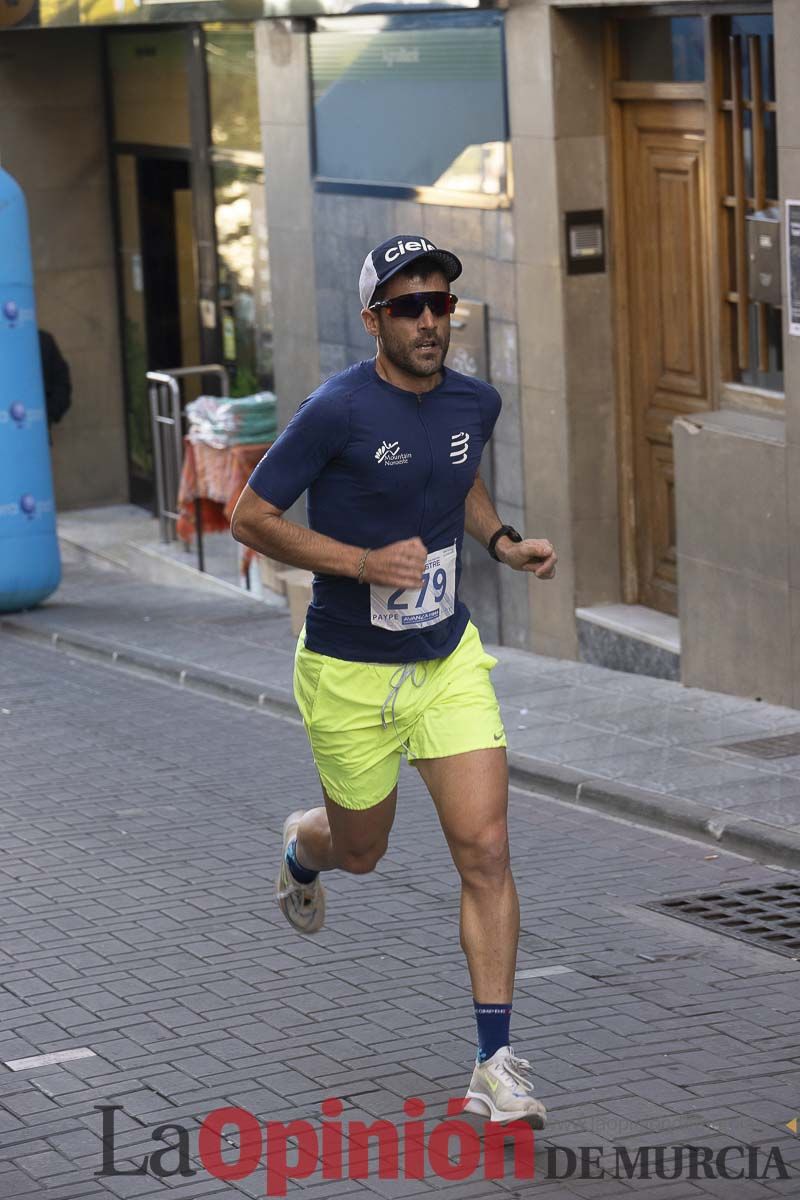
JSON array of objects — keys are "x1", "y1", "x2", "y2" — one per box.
[{"x1": 369, "y1": 291, "x2": 458, "y2": 320}]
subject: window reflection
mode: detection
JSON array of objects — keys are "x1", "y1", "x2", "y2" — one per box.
[
  {"x1": 205, "y1": 25, "x2": 273, "y2": 397},
  {"x1": 434, "y1": 142, "x2": 505, "y2": 196},
  {"x1": 732, "y1": 15, "x2": 775, "y2": 100},
  {"x1": 310, "y1": 13, "x2": 508, "y2": 196},
  {"x1": 619, "y1": 17, "x2": 705, "y2": 83},
  {"x1": 213, "y1": 162, "x2": 273, "y2": 395},
  {"x1": 205, "y1": 26, "x2": 261, "y2": 155}
]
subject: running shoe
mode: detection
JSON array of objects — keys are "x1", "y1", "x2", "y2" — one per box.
[
  {"x1": 275, "y1": 811, "x2": 326, "y2": 935},
  {"x1": 464, "y1": 1046, "x2": 547, "y2": 1127}
]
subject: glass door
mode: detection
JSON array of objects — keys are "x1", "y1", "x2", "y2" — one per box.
[
  {"x1": 108, "y1": 28, "x2": 198, "y2": 507},
  {"x1": 109, "y1": 24, "x2": 272, "y2": 504},
  {"x1": 206, "y1": 24, "x2": 273, "y2": 396}
]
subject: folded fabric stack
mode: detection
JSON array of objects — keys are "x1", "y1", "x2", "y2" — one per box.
[{"x1": 186, "y1": 393, "x2": 277, "y2": 449}]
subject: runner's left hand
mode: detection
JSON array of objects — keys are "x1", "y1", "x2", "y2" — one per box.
[{"x1": 499, "y1": 538, "x2": 557, "y2": 579}]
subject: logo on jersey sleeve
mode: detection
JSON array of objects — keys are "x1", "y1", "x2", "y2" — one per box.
[
  {"x1": 375, "y1": 439, "x2": 412, "y2": 466},
  {"x1": 449, "y1": 431, "x2": 470, "y2": 465}
]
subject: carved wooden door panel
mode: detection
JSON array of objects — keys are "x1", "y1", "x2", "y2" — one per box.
[{"x1": 622, "y1": 100, "x2": 712, "y2": 615}]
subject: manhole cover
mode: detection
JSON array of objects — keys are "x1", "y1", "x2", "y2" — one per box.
[
  {"x1": 644, "y1": 880, "x2": 800, "y2": 958},
  {"x1": 722, "y1": 732, "x2": 800, "y2": 759}
]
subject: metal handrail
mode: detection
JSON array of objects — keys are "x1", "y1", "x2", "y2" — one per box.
[{"x1": 147, "y1": 364, "x2": 229, "y2": 565}]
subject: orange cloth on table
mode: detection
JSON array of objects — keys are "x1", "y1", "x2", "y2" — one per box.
[{"x1": 176, "y1": 439, "x2": 271, "y2": 573}]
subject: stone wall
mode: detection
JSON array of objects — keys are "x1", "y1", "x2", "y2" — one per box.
[
  {"x1": 675, "y1": 411, "x2": 791, "y2": 705},
  {"x1": 255, "y1": 20, "x2": 321, "y2": 526},
  {"x1": 506, "y1": 3, "x2": 619, "y2": 658}
]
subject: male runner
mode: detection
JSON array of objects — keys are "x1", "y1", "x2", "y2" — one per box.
[{"x1": 231, "y1": 234, "x2": 557, "y2": 1126}]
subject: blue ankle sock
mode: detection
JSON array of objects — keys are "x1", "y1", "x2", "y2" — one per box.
[
  {"x1": 286, "y1": 837, "x2": 319, "y2": 884},
  {"x1": 474, "y1": 1002, "x2": 512, "y2": 1063}
]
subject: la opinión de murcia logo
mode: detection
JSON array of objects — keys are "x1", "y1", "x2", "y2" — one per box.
[
  {"x1": 375, "y1": 440, "x2": 412, "y2": 466},
  {"x1": 97, "y1": 1100, "x2": 535, "y2": 1195},
  {"x1": 96, "y1": 1102, "x2": 793, "y2": 1196}
]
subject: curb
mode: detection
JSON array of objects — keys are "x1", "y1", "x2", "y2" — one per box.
[
  {"x1": 508, "y1": 754, "x2": 800, "y2": 873},
  {"x1": 4, "y1": 617, "x2": 799, "y2": 873},
  {"x1": 58, "y1": 534, "x2": 285, "y2": 608},
  {"x1": 0, "y1": 617, "x2": 299, "y2": 723}
]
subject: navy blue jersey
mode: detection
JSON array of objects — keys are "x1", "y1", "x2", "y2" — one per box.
[{"x1": 247, "y1": 359, "x2": 501, "y2": 663}]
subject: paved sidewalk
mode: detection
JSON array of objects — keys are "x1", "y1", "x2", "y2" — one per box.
[
  {"x1": 2, "y1": 634, "x2": 800, "y2": 1199},
  {"x1": 4, "y1": 561, "x2": 800, "y2": 870}
]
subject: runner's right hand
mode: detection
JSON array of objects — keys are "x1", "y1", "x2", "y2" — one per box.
[{"x1": 361, "y1": 537, "x2": 428, "y2": 588}]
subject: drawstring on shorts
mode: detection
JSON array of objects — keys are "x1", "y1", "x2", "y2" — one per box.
[{"x1": 381, "y1": 661, "x2": 428, "y2": 754}]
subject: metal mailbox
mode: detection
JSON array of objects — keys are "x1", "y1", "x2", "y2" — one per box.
[{"x1": 747, "y1": 208, "x2": 782, "y2": 306}]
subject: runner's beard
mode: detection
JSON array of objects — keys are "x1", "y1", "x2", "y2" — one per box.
[{"x1": 381, "y1": 327, "x2": 450, "y2": 379}]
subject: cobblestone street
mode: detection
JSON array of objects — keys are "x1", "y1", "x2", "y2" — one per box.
[{"x1": 2, "y1": 634, "x2": 800, "y2": 1198}]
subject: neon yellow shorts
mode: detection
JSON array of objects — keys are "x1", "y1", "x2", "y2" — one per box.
[{"x1": 293, "y1": 620, "x2": 507, "y2": 810}]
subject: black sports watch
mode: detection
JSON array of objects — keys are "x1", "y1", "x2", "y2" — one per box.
[{"x1": 487, "y1": 524, "x2": 523, "y2": 562}]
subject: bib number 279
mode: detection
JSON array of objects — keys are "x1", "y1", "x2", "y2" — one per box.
[
  {"x1": 387, "y1": 566, "x2": 448, "y2": 612},
  {"x1": 370, "y1": 543, "x2": 457, "y2": 631}
]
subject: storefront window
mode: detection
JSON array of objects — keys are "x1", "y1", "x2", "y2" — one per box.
[
  {"x1": 619, "y1": 17, "x2": 705, "y2": 83},
  {"x1": 310, "y1": 12, "x2": 508, "y2": 197}
]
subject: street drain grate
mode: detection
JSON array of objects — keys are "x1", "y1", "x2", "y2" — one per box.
[
  {"x1": 722, "y1": 731, "x2": 800, "y2": 758},
  {"x1": 644, "y1": 880, "x2": 800, "y2": 958}
]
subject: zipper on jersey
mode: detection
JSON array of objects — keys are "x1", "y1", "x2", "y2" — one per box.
[{"x1": 416, "y1": 396, "x2": 435, "y2": 537}]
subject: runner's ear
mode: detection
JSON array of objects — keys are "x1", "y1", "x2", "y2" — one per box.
[{"x1": 362, "y1": 307, "x2": 380, "y2": 338}]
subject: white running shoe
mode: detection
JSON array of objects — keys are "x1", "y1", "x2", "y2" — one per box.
[
  {"x1": 276, "y1": 811, "x2": 326, "y2": 935},
  {"x1": 464, "y1": 1046, "x2": 547, "y2": 1127}
]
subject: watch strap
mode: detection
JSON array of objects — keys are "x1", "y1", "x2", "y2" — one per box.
[{"x1": 488, "y1": 524, "x2": 522, "y2": 562}]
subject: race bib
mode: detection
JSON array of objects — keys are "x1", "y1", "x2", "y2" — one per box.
[{"x1": 370, "y1": 543, "x2": 457, "y2": 631}]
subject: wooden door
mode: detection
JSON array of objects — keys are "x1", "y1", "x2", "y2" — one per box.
[{"x1": 620, "y1": 100, "x2": 712, "y2": 615}]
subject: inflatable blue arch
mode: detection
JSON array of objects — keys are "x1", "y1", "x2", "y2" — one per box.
[{"x1": 0, "y1": 166, "x2": 61, "y2": 612}]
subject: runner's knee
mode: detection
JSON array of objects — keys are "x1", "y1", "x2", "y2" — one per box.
[{"x1": 455, "y1": 824, "x2": 509, "y2": 884}]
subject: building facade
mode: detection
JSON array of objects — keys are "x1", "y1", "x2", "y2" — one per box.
[{"x1": 2, "y1": 0, "x2": 798, "y2": 705}]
